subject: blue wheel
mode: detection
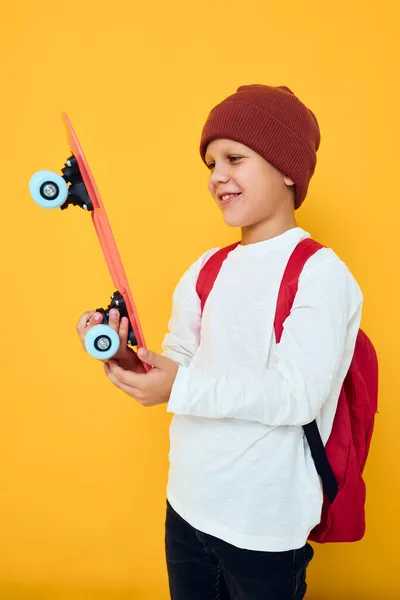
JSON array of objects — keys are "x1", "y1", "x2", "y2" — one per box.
[
  {"x1": 29, "y1": 170, "x2": 69, "y2": 209},
  {"x1": 84, "y1": 324, "x2": 120, "y2": 360}
]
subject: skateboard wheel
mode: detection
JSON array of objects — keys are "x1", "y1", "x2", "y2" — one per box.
[
  {"x1": 84, "y1": 324, "x2": 120, "y2": 360},
  {"x1": 29, "y1": 170, "x2": 69, "y2": 209}
]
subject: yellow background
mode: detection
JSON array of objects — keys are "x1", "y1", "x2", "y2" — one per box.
[{"x1": 1, "y1": 0, "x2": 398, "y2": 598}]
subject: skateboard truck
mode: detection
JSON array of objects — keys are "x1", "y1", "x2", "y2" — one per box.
[
  {"x1": 95, "y1": 291, "x2": 138, "y2": 347},
  {"x1": 60, "y1": 155, "x2": 94, "y2": 211}
]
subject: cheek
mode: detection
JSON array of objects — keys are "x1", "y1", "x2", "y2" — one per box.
[
  {"x1": 243, "y1": 173, "x2": 266, "y2": 201},
  {"x1": 240, "y1": 167, "x2": 262, "y2": 192},
  {"x1": 242, "y1": 173, "x2": 278, "y2": 215},
  {"x1": 252, "y1": 170, "x2": 278, "y2": 197}
]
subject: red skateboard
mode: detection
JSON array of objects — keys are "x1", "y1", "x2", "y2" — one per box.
[{"x1": 29, "y1": 113, "x2": 150, "y2": 370}]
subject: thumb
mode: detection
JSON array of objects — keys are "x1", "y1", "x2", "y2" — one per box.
[{"x1": 138, "y1": 347, "x2": 166, "y2": 368}]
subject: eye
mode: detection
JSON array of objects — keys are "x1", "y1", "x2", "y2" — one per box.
[{"x1": 206, "y1": 155, "x2": 242, "y2": 170}]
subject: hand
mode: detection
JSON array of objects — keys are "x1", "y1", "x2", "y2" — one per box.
[
  {"x1": 104, "y1": 348, "x2": 179, "y2": 406},
  {"x1": 76, "y1": 309, "x2": 146, "y2": 373}
]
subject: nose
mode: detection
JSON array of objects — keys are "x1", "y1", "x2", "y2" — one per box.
[{"x1": 209, "y1": 164, "x2": 230, "y2": 185}]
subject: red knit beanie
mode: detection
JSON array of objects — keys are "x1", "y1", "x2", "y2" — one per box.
[{"x1": 199, "y1": 84, "x2": 321, "y2": 209}]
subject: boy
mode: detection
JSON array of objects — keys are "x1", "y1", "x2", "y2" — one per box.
[{"x1": 77, "y1": 84, "x2": 363, "y2": 599}]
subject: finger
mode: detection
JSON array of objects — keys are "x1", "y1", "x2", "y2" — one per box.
[
  {"x1": 137, "y1": 347, "x2": 166, "y2": 369},
  {"x1": 107, "y1": 308, "x2": 121, "y2": 333},
  {"x1": 77, "y1": 310, "x2": 95, "y2": 332},
  {"x1": 105, "y1": 362, "x2": 129, "y2": 390},
  {"x1": 108, "y1": 359, "x2": 147, "y2": 387},
  {"x1": 81, "y1": 311, "x2": 104, "y2": 330},
  {"x1": 104, "y1": 363, "x2": 142, "y2": 398},
  {"x1": 77, "y1": 311, "x2": 103, "y2": 348},
  {"x1": 77, "y1": 311, "x2": 107, "y2": 354},
  {"x1": 118, "y1": 316, "x2": 130, "y2": 346}
]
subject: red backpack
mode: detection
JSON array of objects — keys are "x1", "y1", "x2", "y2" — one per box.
[{"x1": 196, "y1": 238, "x2": 378, "y2": 543}]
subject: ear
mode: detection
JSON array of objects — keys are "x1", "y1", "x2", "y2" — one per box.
[{"x1": 283, "y1": 175, "x2": 295, "y2": 186}]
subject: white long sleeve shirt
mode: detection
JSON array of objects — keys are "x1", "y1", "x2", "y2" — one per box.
[{"x1": 162, "y1": 227, "x2": 363, "y2": 551}]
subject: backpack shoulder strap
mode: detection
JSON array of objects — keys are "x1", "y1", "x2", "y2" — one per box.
[
  {"x1": 196, "y1": 242, "x2": 240, "y2": 313},
  {"x1": 274, "y1": 238, "x2": 324, "y2": 343},
  {"x1": 274, "y1": 237, "x2": 339, "y2": 503}
]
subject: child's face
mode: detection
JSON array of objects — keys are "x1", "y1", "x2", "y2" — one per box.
[{"x1": 205, "y1": 139, "x2": 295, "y2": 229}]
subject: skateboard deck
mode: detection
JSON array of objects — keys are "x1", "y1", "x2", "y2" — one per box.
[{"x1": 61, "y1": 113, "x2": 150, "y2": 370}]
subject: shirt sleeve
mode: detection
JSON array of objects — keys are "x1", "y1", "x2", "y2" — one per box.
[
  {"x1": 161, "y1": 248, "x2": 220, "y2": 367},
  {"x1": 166, "y1": 256, "x2": 363, "y2": 426}
]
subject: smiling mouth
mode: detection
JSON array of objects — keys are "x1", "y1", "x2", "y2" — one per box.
[{"x1": 220, "y1": 193, "x2": 241, "y2": 206}]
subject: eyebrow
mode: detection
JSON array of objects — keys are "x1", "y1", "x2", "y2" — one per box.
[{"x1": 205, "y1": 149, "x2": 243, "y2": 161}]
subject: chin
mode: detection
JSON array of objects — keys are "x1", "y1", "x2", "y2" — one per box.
[
  {"x1": 221, "y1": 209, "x2": 251, "y2": 228},
  {"x1": 222, "y1": 214, "x2": 245, "y2": 227}
]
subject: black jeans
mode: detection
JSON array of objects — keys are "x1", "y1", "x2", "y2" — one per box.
[{"x1": 165, "y1": 500, "x2": 314, "y2": 600}]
